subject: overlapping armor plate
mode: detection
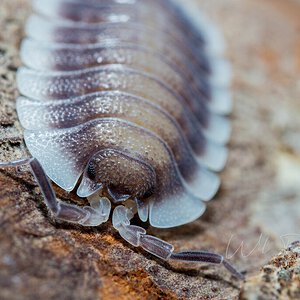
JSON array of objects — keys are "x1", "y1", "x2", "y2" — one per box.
[{"x1": 17, "y1": 0, "x2": 232, "y2": 228}]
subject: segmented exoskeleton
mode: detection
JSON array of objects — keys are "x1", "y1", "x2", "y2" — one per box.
[{"x1": 0, "y1": 0, "x2": 244, "y2": 279}]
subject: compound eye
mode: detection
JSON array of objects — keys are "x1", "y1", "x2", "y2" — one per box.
[
  {"x1": 143, "y1": 188, "x2": 154, "y2": 199},
  {"x1": 86, "y1": 161, "x2": 96, "y2": 180}
]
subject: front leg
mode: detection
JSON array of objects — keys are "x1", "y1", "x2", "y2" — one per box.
[
  {"x1": 0, "y1": 157, "x2": 111, "y2": 226},
  {"x1": 30, "y1": 158, "x2": 111, "y2": 226},
  {"x1": 112, "y1": 205, "x2": 245, "y2": 280}
]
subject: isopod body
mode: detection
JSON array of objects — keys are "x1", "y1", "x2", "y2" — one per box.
[{"x1": 1, "y1": 0, "x2": 244, "y2": 279}]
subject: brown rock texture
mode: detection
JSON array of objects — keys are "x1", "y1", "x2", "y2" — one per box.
[
  {"x1": 1, "y1": 0, "x2": 300, "y2": 299},
  {"x1": 240, "y1": 241, "x2": 300, "y2": 299}
]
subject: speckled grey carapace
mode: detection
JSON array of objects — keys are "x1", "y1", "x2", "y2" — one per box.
[
  {"x1": 15, "y1": 0, "x2": 233, "y2": 229},
  {"x1": 0, "y1": 0, "x2": 245, "y2": 280}
]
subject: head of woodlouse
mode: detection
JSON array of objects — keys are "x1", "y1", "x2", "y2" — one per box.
[{"x1": 77, "y1": 149, "x2": 156, "y2": 202}]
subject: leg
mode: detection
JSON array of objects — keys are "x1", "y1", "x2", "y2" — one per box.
[
  {"x1": 0, "y1": 157, "x2": 32, "y2": 168},
  {"x1": 112, "y1": 205, "x2": 244, "y2": 280},
  {"x1": 0, "y1": 157, "x2": 111, "y2": 226}
]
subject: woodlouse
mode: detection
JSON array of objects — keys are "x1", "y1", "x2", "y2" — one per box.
[{"x1": 0, "y1": 0, "x2": 244, "y2": 279}]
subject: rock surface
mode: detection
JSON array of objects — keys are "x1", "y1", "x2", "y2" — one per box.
[
  {"x1": 241, "y1": 241, "x2": 300, "y2": 300},
  {"x1": 1, "y1": 0, "x2": 300, "y2": 299}
]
